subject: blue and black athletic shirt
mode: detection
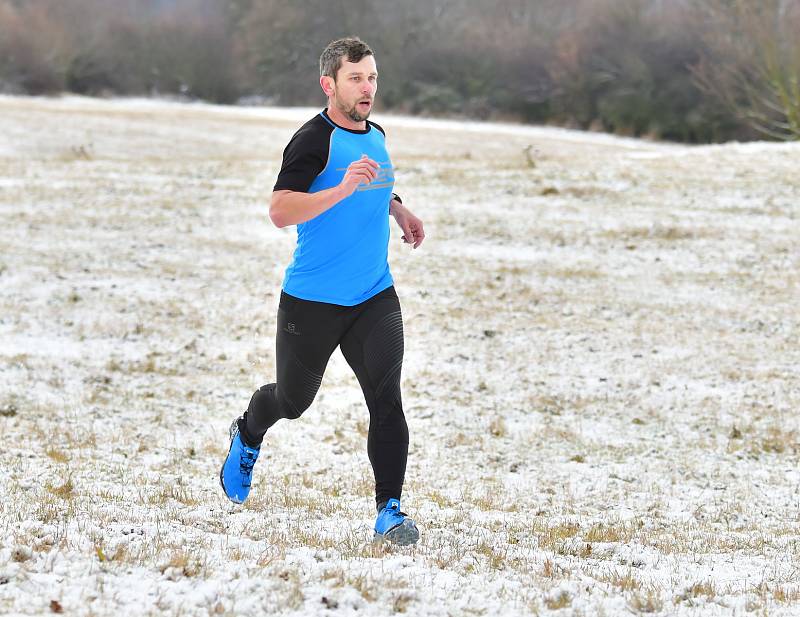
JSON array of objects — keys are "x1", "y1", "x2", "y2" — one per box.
[{"x1": 273, "y1": 108, "x2": 396, "y2": 306}]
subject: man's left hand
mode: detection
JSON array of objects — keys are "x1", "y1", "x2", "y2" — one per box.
[{"x1": 390, "y1": 200, "x2": 425, "y2": 249}]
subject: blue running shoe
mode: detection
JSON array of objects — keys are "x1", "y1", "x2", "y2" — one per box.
[
  {"x1": 219, "y1": 418, "x2": 260, "y2": 504},
  {"x1": 374, "y1": 498, "x2": 420, "y2": 546}
]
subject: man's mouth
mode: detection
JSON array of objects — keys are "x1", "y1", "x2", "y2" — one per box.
[{"x1": 358, "y1": 100, "x2": 372, "y2": 109}]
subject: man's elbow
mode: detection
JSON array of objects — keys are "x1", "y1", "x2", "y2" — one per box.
[
  {"x1": 269, "y1": 208, "x2": 287, "y2": 228},
  {"x1": 269, "y1": 193, "x2": 289, "y2": 228}
]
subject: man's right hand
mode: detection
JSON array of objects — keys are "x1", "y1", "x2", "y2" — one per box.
[
  {"x1": 271, "y1": 155, "x2": 380, "y2": 227},
  {"x1": 339, "y1": 154, "x2": 379, "y2": 198}
]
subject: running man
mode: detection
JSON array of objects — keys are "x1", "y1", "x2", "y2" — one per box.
[{"x1": 219, "y1": 37, "x2": 425, "y2": 545}]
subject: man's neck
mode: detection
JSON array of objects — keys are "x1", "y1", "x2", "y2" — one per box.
[{"x1": 326, "y1": 102, "x2": 367, "y2": 131}]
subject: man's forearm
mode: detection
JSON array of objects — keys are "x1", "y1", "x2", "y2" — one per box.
[
  {"x1": 389, "y1": 198, "x2": 406, "y2": 218},
  {"x1": 270, "y1": 187, "x2": 347, "y2": 228}
]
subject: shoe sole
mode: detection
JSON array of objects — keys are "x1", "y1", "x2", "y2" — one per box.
[
  {"x1": 219, "y1": 419, "x2": 245, "y2": 505},
  {"x1": 219, "y1": 465, "x2": 244, "y2": 504},
  {"x1": 373, "y1": 519, "x2": 420, "y2": 546}
]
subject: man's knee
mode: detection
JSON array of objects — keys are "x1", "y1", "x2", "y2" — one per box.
[
  {"x1": 248, "y1": 383, "x2": 276, "y2": 417},
  {"x1": 275, "y1": 353, "x2": 323, "y2": 420},
  {"x1": 276, "y1": 386, "x2": 311, "y2": 420},
  {"x1": 372, "y1": 405, "x2": 409, "y2": 443},
  {"x1": 248, "y1": 384, "x2": 308, "y2": 420},
  {"x1": 373, "y1": 388, "x2": 407, "y2": 436}
]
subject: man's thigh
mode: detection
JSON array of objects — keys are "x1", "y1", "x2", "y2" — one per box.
[
  {"x1": 339, "y1": 287, "x2": 404, "y2": 400},
  {"x1": 275, "y1": 292, "x2": 344, "y2": 409}
]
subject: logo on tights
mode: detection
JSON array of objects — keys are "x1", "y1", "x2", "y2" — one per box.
[{"x1": 283, "y1": 322, "x2": 301, "y2": 336}]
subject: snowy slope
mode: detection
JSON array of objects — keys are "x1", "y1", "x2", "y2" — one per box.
[{"x1": 0, "y1": 95, "x2": 799, "y2": 616}]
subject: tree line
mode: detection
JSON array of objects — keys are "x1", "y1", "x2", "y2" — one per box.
[{"x1": 1, "y1": 0, "x2": 798, "y2": 142}]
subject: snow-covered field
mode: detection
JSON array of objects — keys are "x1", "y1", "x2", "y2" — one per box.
[{"x1": 1, "y1": 95, "x2": 798, "y2": 616}]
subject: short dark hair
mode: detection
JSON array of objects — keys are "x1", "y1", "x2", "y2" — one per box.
[{"x1": 320, "y1": 37, "x2": 374, "y2": 81}]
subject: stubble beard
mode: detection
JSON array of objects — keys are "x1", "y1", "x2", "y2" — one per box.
[
  {"x1": 347, "y1": 106, "x2": 369, "y2": 123},
  {"x1": 334, "y1": 96, "x2": 371, "y2": 123}
]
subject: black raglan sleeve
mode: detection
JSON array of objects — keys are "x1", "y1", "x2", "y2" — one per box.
[{"x1": 273, "y1": 119, "x2": 332, "y2": 193}]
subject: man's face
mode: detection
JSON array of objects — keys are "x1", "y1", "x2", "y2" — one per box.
[{"x1": 327, "y1": 55, "x2": 378, "y2": 123}]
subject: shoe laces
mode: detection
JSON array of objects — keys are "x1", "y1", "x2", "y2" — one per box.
[
  {"x1": 239, "y1": 448, "x2": 257, "y2": 477},
  {"x1": 384, "y1": 504, "x2": 408, "y2": 519}
]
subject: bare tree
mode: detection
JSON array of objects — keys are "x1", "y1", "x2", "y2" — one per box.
[{"x1": 692, "y1": 0, "x2": 800, "y2": 140}]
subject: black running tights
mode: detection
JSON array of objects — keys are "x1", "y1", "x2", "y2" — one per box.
[{"x1": 241, "y1": 285, "x2": 408, "y2": 508}]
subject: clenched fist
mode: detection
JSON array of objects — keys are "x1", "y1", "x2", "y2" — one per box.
[{"x1": 339, "y1": 154, "x2": 380, "y2": 198}]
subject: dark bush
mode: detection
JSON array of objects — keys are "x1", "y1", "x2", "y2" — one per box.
[{"x1": 0, "y1": 0, "x2": 789, "y2": 142}]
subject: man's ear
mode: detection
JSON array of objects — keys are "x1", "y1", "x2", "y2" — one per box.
[{"x1": 320, "y1": 75, "x2": 335, "y2": 97}]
